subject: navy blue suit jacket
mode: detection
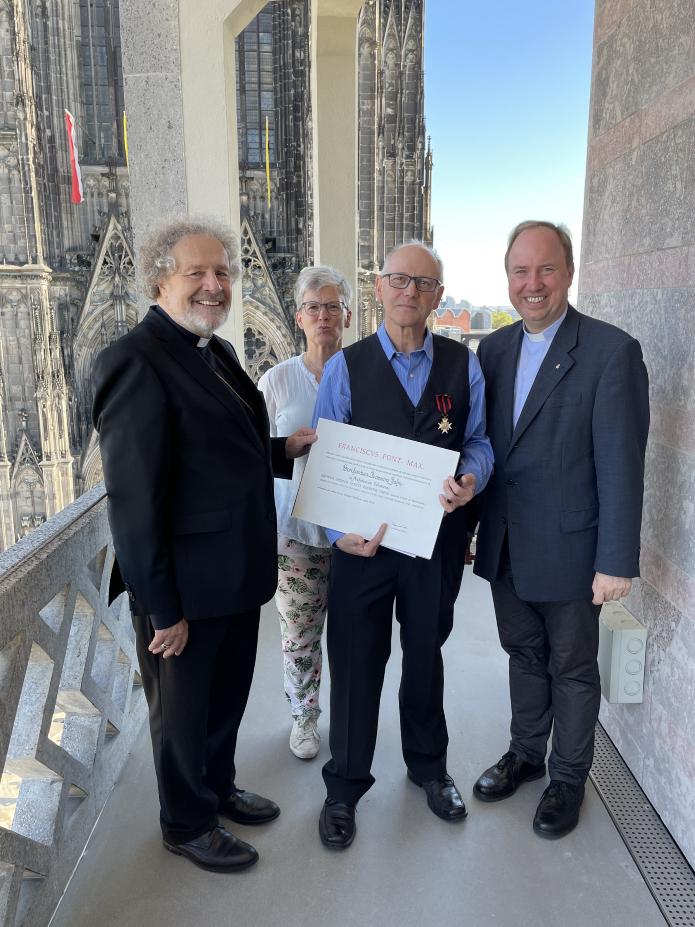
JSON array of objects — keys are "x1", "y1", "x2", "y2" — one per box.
[{"x1": 473, "y1": 305, "x2": 649, "y2": 602}]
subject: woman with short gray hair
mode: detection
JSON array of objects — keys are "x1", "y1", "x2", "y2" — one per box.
[{"x1": 258, "y1": 265, "x2": 352, "y2": 759}]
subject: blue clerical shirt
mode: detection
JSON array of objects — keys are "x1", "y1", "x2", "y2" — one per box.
[
  {"x1": 313, "y1": 324, "x2": 494, "y2": 545},
  {"x1": 513, "y1": 310, "x2": 567, "y2": 427}
]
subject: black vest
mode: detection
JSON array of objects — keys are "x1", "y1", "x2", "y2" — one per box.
[
  {"x1": 344, "y1": 332, "x2": 470, "y2": 450},
  {"x1": 344, "y1": 331, "x2": 471, "y2": 552}
]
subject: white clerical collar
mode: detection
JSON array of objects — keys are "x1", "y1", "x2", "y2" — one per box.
[
  {"x1": 197, "y1": 337, "x2": 211, "y2": 348},
  {"x1": 522, "y1": 309, "x2": 567, "y2": 343}
]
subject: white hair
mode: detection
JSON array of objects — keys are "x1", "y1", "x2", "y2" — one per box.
[{"x1": 294, "y1": 265, "x2": 352, "y2": 309}]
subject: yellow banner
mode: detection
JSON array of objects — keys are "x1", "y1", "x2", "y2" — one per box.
[{"x1": 265, "y1": 116, "x2": 271, "y2": 208}]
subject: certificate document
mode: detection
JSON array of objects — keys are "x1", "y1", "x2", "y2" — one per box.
[{"x1": 292, "y1": 418, "x2": 460, "y2": 559}]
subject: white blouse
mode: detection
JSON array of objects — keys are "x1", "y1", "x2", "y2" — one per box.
[{"x1": 258, "y1": 355, "x2": 330, "y2": 548}]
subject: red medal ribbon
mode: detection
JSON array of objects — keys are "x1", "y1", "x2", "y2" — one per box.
[{"x1": 435, "y1": 394, "x2": 453, "y2": 414}]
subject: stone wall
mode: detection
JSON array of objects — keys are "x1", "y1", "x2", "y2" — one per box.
[
  {"x1": 578, "y1": 0, "x2": 695, "y2": 866},
  {"x1": 0, "y1": 485, "x2": 146, "y2": 927}
]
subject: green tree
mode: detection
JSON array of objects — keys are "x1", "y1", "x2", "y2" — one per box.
[{"x1": 491, "y1": 310, "x2": 515, "y2": 329}]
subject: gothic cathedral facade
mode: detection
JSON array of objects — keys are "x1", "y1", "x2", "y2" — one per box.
[
  {"x1": 237, "y1": 0, "x2": 433, "y2": 374},
  {"x1": 0, "y1": 0, "x2": 135, "y2": 551},
  {"x1": 0, "y1": 0, "x2": 431, "y2": 552}
]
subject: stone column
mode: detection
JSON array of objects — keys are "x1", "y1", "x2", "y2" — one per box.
[
  {"x1": 178, "y1": 0, "x2": 274, "y2": 349},
  {"x1": 118, "y1": 0, "x2": 188, "y2": 302},
  {"x1": 0, "y1": 463, "x2": 13, "y2": 550},
  {"x1": 578, "y1": 0, "x2": 695, "y2": 866},
  {"x1": 120, "y1": 0, "x2": 364, "y2": 352},
  {"x1": 312, "y1": 2, "x2": 362, "y2": 346}
]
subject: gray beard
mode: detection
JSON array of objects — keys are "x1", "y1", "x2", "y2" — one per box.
[{"x1": 180, "y1": 304, "x2": 230, "y2": 338}]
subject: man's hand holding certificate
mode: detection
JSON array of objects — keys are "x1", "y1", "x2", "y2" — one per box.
[{"x1": 292, "y1": 418, "x2": 470, "y2": 559}]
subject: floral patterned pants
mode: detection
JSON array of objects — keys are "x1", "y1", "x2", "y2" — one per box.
[{"x1": 275, "y1": 536, "x2": 331, "y2": 721}]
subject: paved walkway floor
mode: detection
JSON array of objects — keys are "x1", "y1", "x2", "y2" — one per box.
[{"x1": 50, "y1": 569, "x2": 665, "y2": 927}]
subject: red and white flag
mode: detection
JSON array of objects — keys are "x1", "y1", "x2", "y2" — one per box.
[{"x1": 64, "y1": 110, "x2": 84, "y2": 204}]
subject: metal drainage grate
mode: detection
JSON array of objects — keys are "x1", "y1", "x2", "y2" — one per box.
[{"x1": 591, "y1": 723, "x2": 695, "y2": 926}]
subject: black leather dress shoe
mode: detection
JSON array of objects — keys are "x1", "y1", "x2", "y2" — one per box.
[
  {"x1": 473, "y1": 751, "x2": 546, "y2": 802},
  {"x1": 407, "y1": 771, "x2": 468, "y2": 821},
  {"x1": 319, "y1": 799, "x2": 356, "y2": 849},
  {"x1": 221, "y1": 787, "x2": 280, "y2": 826},
  {"x1": 533, "y1": 781, "x2": 584, "y2": 839},
  {"x1": 163, "y1": 824, "x2": 258, "y2": 872}
]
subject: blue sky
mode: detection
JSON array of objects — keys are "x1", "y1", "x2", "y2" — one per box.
[{"x1": 424, "y1": 1, "x2": 595, "y2": 306}]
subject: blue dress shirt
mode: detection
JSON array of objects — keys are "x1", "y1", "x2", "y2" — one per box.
[
  {"x1": 513, "y1": 311, "x2": 567, "y2": 427},
  {"x1": 313, "y1": 324, "x2": 494, "y2": 544}
]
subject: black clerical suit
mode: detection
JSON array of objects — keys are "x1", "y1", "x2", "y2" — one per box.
[{"x1": 92, "y1": 306, "x2": 291, "y2": 844}]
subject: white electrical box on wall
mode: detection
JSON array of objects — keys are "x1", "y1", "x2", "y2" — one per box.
[{"x1": 598, "y1": 602, "x2": 647, "y2": 704}]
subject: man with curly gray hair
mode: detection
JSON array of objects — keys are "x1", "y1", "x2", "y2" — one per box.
[
  {"x1": 92, "y1": 216, "x2": 315, "y2": 873},
  {"x1": 138, "y1": 216, "x2": 242, "y2": 337}
]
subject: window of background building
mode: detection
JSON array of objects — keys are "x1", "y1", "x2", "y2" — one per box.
[
  {"x1": 236, "y1": 9, "x2": 277, "y2": 167},
  {"x1": 79, "y1": 0, "x2": 125, "y2": 164}
]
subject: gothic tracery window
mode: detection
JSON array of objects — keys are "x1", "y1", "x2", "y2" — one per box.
[
  {"x1": 244, "y1": 327, "x2": 279, "y2": 382},
  {"x1": 14, "y1": 466, "x2": 46, "y2": 537}
]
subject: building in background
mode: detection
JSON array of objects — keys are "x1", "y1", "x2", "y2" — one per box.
[
  {"x1": 0, "y1": 0, "x2": 432, "y2": 549},
  {"x1": 0, "y1": 0, "x2": 134, "y2": 552},
  {"x1": 433, "y1": 298, "x2": 519, "y2": 349},
  {"x1": 356, "y1": 0, "x2": 433, "y2": 337},
  {"x1": 236, "y1": 0, "x2": 433, "y2": 373},
  {"x1": 235, "y1": 1, "x2": 312, "y2": 379}
]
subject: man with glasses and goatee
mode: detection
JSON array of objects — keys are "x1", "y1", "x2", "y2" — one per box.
[{"x1": 312, "y1": 242, "x2": 493, "y2": 850}]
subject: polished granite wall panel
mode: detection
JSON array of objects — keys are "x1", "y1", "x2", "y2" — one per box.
[
  {"x1": 580, "y1": 0, "x2": 695, "y2": 867},
  {"x1": 580, "y1": 289, "x2": 695, "y2": 416},
  {"x1": 641, "y1": 700, "x2": 695, "y2": 860},
  {"x1": 580, "y1": 246, "x2": 695, "y2": 300},
  {"x1": 591, "y1": 0, "x2": 695, "y2": 138},
  {"x1": 594, "y1": 0, "x2": 637, "y2": 44},
  {"x1": 582, "y1": 116, "x2": 695, "y2": 263},
  {"x1": 642, "y1": 442, "x2": 695, "y2": 578}
]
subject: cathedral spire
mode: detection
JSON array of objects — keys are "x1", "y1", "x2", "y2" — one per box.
[
  {"x1": 10, "y1": 0, "x2": 44, "y2": 265},
  {"x1": 356, "y1": 0, "x2": 431, "y2": 337}
]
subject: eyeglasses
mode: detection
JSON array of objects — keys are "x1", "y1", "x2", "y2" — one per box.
[
  {"x1": 300, "y1": 301, "x2": 346, "y2": 316},
  {"x1": 380, "y1": 273, "x2": 441, "y2": 293}
]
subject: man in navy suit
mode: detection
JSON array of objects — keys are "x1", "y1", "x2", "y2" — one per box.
[{"x1": 472, "y1": 221, "x2": 649, "y2": 838}]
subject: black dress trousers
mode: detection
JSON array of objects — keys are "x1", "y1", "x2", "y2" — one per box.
[
  {"x1": 491, "y1": 553, "x2": 601, "y2": 786},
  {"x1": 322, "y1": 538, "x2": 465, "y2": 805},
  {"x1": 133, "y1": 609, "x2": 260, "y2": 844}
]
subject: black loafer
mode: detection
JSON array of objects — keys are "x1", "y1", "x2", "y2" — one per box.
[
  {"x1": 163, "y1": 824, "x2": 258, "y2": 872},
  {"x1": 533, "y1": 781, "x2": 584, "y2": 839},
  {"x1": 221, "y1": 787, "x2": 280, "y2": 826},
  {"x1": 408, "y1": 771, "x2": 468, "y2": 821},
  {"x1": 473, "y1": 751, "x2": 546, "y2": 802},
  {"x1": 319, "y1": 799, "x2": 356, "y2": 849}
]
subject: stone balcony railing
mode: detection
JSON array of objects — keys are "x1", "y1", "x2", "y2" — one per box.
[{"x1": 0, "y1": 485, "x2": 146, "y2": 927}]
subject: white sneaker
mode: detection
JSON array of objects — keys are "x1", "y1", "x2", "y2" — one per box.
[{"x1": 289, "y1": 718, "x2": 320, "y2": 760}]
